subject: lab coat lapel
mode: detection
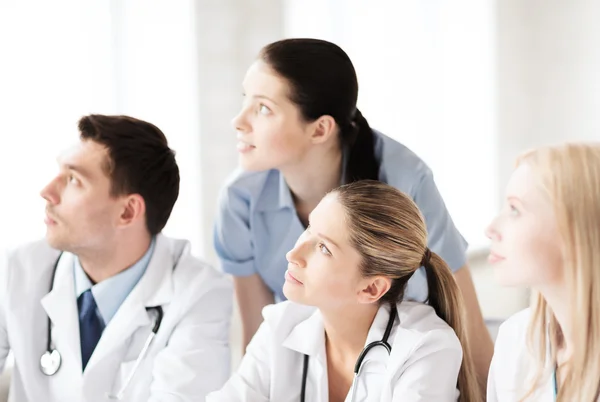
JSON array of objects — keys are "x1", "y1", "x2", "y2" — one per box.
[
  {"x1": 85, "y1": 235, "x2": 175, "y2": 371},
  {"x1": 379, "y1": 306, "x2": 422, "y2": 401},
  {"x1": 349, "y1": 305, "x2": 396, "y2": 402},
  {"x1": 40, "y1": 252, "x2": 82, "y2": 372},
  {"x1": 282, "y1": 309, "x2": 327, "y2": 402}
]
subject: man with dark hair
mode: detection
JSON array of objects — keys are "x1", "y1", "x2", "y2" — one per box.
[{"x1": 0, "y1": 115, "x2": 232, "y2": 401}]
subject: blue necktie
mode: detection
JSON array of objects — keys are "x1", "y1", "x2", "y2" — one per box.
[{"x1": 78, "y1": 289, "x2": 105, "y2": 371}]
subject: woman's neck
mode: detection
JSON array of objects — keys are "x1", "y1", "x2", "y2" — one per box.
[
  {"x1": 281, "y1": 145, "x2": 343, "y2": 218},
  {"x1": 538, "y1": 283, "x2": 574, "y2": 362},
  {"x1": 321, "y1": 303, "x2": 379, "y2": 363}
]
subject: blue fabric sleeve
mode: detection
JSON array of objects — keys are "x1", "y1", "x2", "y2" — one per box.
[{"x1": 213, "y1": 187, "x2": 256, "y2": 277}]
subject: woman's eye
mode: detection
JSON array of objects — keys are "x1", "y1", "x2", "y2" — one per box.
[
  {"x1": 259, "y1": 104, "x2": 271, "y2": 115},
  {"x1": 318, "y1": 243, "x2": 331, "y2": 256}
]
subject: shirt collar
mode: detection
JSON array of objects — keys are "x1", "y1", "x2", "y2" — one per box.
[
  {"x1": 277, "y1": 172, "x2": 295, "y2": 210},
  {"x1": 73, "y1": 238, "x2": 156, "y2": 324}
]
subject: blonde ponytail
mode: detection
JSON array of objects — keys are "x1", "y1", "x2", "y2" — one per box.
[{"x1": 424, "y1": 250, "x2": 481, "y2": 402}]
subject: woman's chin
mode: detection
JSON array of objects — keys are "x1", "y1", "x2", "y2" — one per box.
[{"x1": 282, "y1": 282, "x2": 307, "y2": 304}]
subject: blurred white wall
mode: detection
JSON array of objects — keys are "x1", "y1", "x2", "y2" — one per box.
[
  {"x1": 0, "y1": 0, "x2": 204, "y2": 255},
  {"x1": 496, "y1": 0, "x2": 600, "y2": 199},
  {"x1": 284, "y1": 0, "x2": 497, "y2": 252},
  {"x1": 0, "y1": 1, "x2": 117, "y2": 251},
  {"x1": 192, "y1": 0, "x2": 284, "y2": 262}
]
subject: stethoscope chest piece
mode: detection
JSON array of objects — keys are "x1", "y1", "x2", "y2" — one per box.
[{"x1": 40, "y1": 349, "x2": 61, "y2": 376}]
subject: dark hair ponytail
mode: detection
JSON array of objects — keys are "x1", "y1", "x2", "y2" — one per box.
[
  {"x1": 260, "y1": 38, "x2": 379, "y2": 182},
  {"x1": 344, "y1": 109, "x2": 379, "y2": 182}
]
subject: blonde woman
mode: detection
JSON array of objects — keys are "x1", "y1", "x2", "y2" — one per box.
[
  {"x1": 208, "y1": 180, "x2": 481, "y2": 402},
  {"x1": 486, "y1": 143, "x2": 600, "y2": 401}
]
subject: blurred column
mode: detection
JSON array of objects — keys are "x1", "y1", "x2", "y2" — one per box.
[
  {"x1": 193, "y1": 0, "x2": 283, "y2": 261},
  {"x1": 496, "y1": 0, "x2": 600, "y2": 196}
]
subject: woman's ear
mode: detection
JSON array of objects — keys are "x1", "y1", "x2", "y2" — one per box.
[
  {"x1": 357, "y1": 276, "x2": 392, "y2": 304},
  {"x1": 310, "y1": 115, "x2": 337, "y2": 145}
]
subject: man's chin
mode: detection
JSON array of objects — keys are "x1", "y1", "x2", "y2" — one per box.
[{"x1": 45, "y1": 232, "x2": 68, "y2": 251}]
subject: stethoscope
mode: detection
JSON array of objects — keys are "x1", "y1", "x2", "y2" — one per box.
[
  {"x1": 552, "y1": 366, "x2": 557, "y2": 400},
  {"x1": 300, "y1": 304, "x2": 397, "y2": 402},
  {"x1": 39, "y1": 254, "x2": 164, "y2": 400}
]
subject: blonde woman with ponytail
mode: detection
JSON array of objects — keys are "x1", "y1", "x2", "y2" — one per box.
[
  {"x1": 486, "y1": 143, "x2": 600, "y2": 401},
  {"x1": 208, "y1": 180, "x2": 481, "y2": 402}
]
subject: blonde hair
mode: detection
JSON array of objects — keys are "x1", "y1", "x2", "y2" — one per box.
[
  {"x1": 516, "y1": 143, "x2": 600, "y2": 401},
  {"x1": 332, "y1": 180, "x2": 481, "y2": 402}
]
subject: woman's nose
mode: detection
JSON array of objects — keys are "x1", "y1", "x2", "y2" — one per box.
[
  {"x1": 286, "y1": 238, "x2": 309, "y2": 269},
  {"x1": 485, "y1": 216, "x2": 501, "y2": 241},
  {"x1": 231, "y1": 106, "x2": 250, "y2": 134}
]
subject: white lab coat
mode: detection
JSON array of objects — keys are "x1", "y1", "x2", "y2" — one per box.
[
  {"x1": 487, "y1": 309, "x2": 555, "y2": 401},
  {"x1": 0, "y1": 234, "x2": 233, "y2": 402},
  {"x1": 207, "y1": 301, "x2": 462, "y2": 402}
]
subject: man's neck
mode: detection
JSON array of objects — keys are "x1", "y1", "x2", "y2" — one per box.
[{"x1": 77, "y1": 234, "x2": 152, "y2": 283}]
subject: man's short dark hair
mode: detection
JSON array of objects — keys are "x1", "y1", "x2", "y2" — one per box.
[{"x1": 78, "y1": 114, "x2": 180, "y2": 235}]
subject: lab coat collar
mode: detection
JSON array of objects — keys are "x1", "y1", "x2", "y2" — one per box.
[
  {"x1": 282, "y1": 307, "x2": 325, "y2": 359},
  {"x1": 354, "y1": 304, "x2": 398, "y2": 379},
  {"x1": 72, "y1": 238, "x2": 155, "y2": 325},
  {"x1": 41, "y1": 251, "x2": 82, "y2": 372},
  {"x1": 281, "y1": 303, "x2": 431, "y2": 383},
  {"x1": 131, "y1": 233, "x2": 176, "y2": 308},
  {"x1": 85, "y1": 234, "x2": 177, "y2": 372},
  {"x1": 364, "y1": 303, "x2": 395, "y2": 346},
  {"x1": 281, "y1": 306, "x2": 327, "y2": 390},
  {"x1": 282, "y1": 304, "x2": 397, "y2": 356},
  {"x1": 280, "y1": 303, "x2": 399, "y2": 377},
  {"x1": 42, "y1": 234, "x2": 178, "y2": 374}
]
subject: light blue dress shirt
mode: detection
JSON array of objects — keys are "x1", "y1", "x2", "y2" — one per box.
[
  {"x1": 214, "y1": 130, "x2": 467, "y2": 302},
  {"x1": 73, "y1": 238, "x2": 156, "y2": 325}
]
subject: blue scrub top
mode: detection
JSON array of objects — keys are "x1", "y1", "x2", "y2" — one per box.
[{"x1": 214, "y1": 130, "x2": 468, "y2": 302}]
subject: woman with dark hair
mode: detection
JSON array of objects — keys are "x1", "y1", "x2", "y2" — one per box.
[{"x1": 213, "y1": 38, "x2": 492, "y2": 387}]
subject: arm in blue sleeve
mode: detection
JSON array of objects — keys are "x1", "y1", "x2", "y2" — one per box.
[{"x1": 213, "y1": 187, "x2": 256, "y2": 276}]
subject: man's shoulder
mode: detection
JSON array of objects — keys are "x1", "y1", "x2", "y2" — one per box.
[
  {"x1": 161, "y1": 235, "x2": 232, "y2": 299},
  {"x1": 3, "y1": 239, "x2": 60, "y2": 279},
  {"x1": 0, "y1": 239, "x2": 60, "y2": 301},
  {"x1": 7, "y1": 238, "x2": 61, "y2": 265}
]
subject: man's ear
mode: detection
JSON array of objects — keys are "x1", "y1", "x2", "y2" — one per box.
[{"x1": 117, "y1": 194, "x2": 146, "y2": 228}]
